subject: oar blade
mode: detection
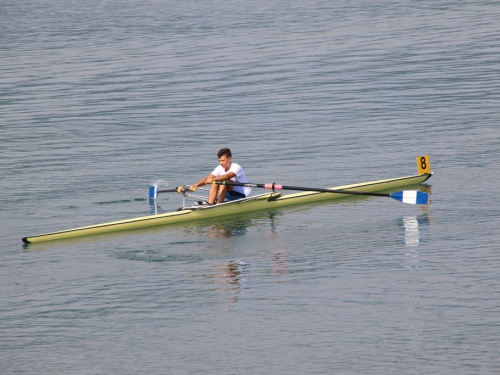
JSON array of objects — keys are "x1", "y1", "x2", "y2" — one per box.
[
  {"x1": 390, "y1": 190, "x2": 429, "y2": 205},
  {"x1": 149, "y1": 185, "x2": 158, "y2": 199}
]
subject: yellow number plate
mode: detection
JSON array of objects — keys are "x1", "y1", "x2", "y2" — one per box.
[{"x1": 417, "y1": 155, "x2": 431, "y2": 175}]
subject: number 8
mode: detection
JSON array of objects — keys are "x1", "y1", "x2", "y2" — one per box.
[{"x1": 420, "y1": 157, "x2": 427, "y2": 170}]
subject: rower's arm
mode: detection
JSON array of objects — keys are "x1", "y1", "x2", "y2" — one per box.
[
  {"x1": 209, "y1": 172, "x2": 236, "y2": 183},
  {"x1": 191, "y1": 174, "x2": 215, "y2": 190},
  {"x1": 191, "y1": 172, "x2": 236, "y2": 191}
]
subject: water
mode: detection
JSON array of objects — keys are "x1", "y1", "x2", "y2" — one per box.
[{"x1": 1, "y1": 1, "x2": 500, "y2": 373}]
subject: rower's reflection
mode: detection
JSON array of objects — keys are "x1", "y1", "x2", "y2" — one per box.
[
  {"x1": 213, "y1": 260, "x2": 250, "y2": 305},
  {"x1": 211, "y1": 213, "x2": 292, "y2": 307}
]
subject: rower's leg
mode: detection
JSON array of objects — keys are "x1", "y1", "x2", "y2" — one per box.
[
  {"x1": 216, "y1": 185, "x2": 229, "y2": 204},
  {"x1": 209, "y1": 184, "x2": 234, "y2": 205},
  {"x1": 208, "y1": 184, "x2": 219, "y2": 205}
]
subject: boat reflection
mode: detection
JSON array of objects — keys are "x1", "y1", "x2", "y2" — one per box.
[
  {"x1": 181, "y1": 216, "x2": 251, "y2": 238},
  {"x1": 208, "y1": 221, "x2": 249, "y2": 238}
]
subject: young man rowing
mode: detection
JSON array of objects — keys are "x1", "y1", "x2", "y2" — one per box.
[{"x1": 189, "y1": 148, "x2": 251, "y2": 205}]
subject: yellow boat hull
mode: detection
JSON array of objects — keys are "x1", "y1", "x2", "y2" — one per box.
[{"x1": 22, "y1": 173, "x2": 432, "y2": 243}]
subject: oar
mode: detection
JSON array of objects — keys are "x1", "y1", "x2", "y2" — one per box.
[
  {"x1": 149, "y1": 185, "x2": 184, "y2": 199},
  {"x1": 213, "y1": 181, "x2": 429, "y2": 205}
]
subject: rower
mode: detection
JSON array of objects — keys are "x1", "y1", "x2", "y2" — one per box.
[{"x1": 189, "y1": 148, "x2": 251, "y2": 205}]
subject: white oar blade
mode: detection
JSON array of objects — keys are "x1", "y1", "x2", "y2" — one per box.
[
  {"x1": 390, "y1": 191, "x2": 429, "y2": 205},
  {"x1": 149, "y1": 185, "x2": 158, "y2": 199}
]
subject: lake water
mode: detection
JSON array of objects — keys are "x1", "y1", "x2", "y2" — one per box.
[{"x1": 1, "y1": 1, "x2": 500, "y2": 373}]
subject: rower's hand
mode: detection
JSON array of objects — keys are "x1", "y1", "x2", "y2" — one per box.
[
  {"x1": 206, "y1": 178, "x2": 213, "y2": 184},
  {"x1": 189, "y1": 185, "x2": 197, "y2": 192}
]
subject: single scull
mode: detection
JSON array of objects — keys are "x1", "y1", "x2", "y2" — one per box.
[{"x1": 22, "y1": 156, "x2": 432, "y2": 243}]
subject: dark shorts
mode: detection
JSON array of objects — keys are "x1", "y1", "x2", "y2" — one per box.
[{"x1": 226, "y1": 190, "x2": 246, "y2": 201}]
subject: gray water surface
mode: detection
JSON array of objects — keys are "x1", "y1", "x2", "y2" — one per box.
[{"x1": 1, "y1": 1, "x2": 500, "y2": 373}]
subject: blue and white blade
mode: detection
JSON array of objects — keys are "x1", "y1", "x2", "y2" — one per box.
[
  {"x1": 390, "y1": 190, "x2": 429, "y2": 205},
  {"x1": 149, "y1": 185, "x2": 158, "y2": 199}
]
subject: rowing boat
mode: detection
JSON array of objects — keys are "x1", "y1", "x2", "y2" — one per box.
[
  {"x1": 22, "y1": 158, "x2": 432, "y2": 244},
  {"x1": 23, "y1": 172, "x2": 432, "y2": 243}
]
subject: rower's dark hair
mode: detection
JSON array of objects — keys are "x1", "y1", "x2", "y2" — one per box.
[{"x1": 218, "y1": 148, "x2": 232, "y2": 158}]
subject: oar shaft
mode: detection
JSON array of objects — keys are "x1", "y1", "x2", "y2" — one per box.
[
  {"x1": 158, "y1": 187, "x2": 184, "y2": 194},
  {"x1": 213, "y1": 181, "x2": 391, "y2": 197},
  {"x1": 149, "y1": 185, "x2": 185, "y2": 199}
]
